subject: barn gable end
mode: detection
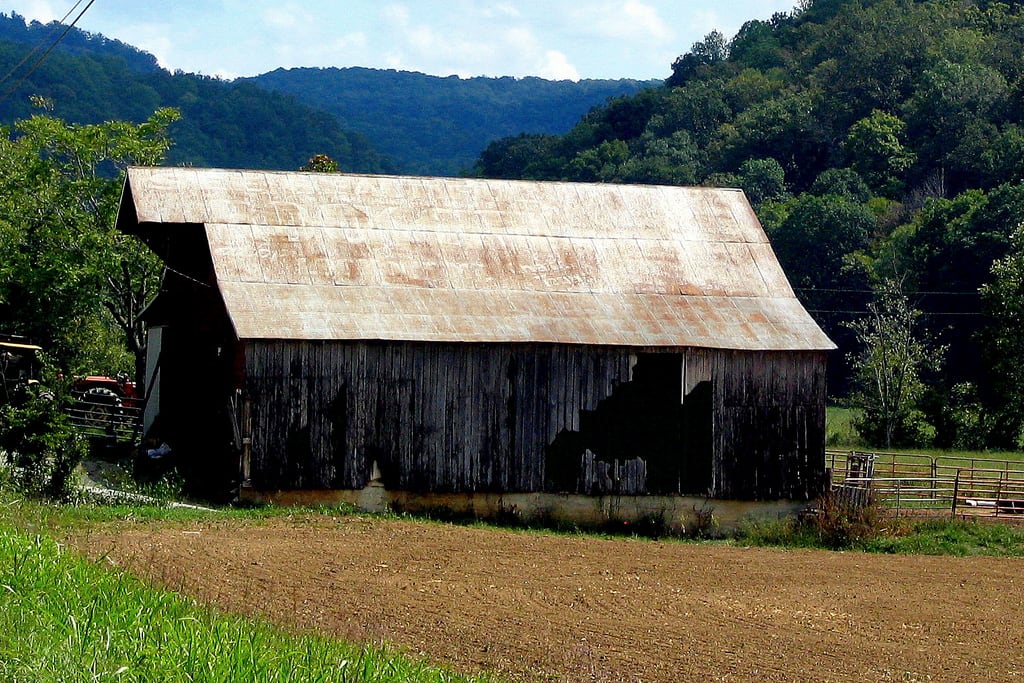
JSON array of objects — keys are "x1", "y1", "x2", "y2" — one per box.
[{"x1": 118, "y1": 168, "x2": 834, "y2": 520}]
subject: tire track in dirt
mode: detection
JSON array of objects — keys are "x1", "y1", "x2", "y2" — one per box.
[{"x1": 67, "y1": 516, "x2": 1024, "y2": 683}]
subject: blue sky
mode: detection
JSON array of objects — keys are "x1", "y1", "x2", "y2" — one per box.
[{"x1": 4, "y1": 1, "x2": 797, "y2": 81}]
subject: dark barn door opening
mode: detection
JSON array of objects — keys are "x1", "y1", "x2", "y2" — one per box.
[
  {"x1": 681, "y1": 379, "x2": 713, "y2": 495},
  {"x1": 546, "y1": 353, "x2": 713, "y2": 495}
]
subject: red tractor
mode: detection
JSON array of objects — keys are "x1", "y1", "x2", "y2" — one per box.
[{"x1": 70, "y1": 373, "x2": 141, "y2": 439}]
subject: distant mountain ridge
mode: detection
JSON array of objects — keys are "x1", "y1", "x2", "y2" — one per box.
[
  {"x1": 0, "y1": 11, "x2": 658, "y2": 176},
  {"x1": 245, "y1": 67, "x2": 659, "y2": 175},
  {"x1": 0, "y1": 12, "x2": 392, "y2": 173},
  {"x1": 0, "y1": 10, "x2": 161, "y2": 73}
]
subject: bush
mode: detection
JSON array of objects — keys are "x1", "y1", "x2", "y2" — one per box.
[
  {"x1": 852, "y1": 405, "x2": 935, "y2": 449},
  {"x1": 0, "y1": 394, "x2": 87, "y2": 500},
  {"x1": 801, "y1": 489, "x2": 891, "y2": 549},
  {"x1": 942, "y1": 382, "x2": 996, "y2": 449}
]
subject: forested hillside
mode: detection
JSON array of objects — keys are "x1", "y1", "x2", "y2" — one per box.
[
  {"x1": 0, "y1": 12, "x2": 392, "y2": 173},
  {"x1": 474, "y1": 0, "x2": 1024, "y2": 450},
  {"x1": 246, "y1": 67, "x2": 657, "y2": 175},
  {"x1": 1, "y1": 13, "x2": 651, "y2": 176}
]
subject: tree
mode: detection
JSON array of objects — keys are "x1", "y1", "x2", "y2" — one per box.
[
  {"x1": 765, "y1": 193, "x2": 874, "y2": 293},
  {"x1": 979, "y1": 226, "x2": 1024, "y2": 447},
  {"x1": 904, "y1": 60, "x2": 1009, "y2": 191},
  {"x1": 708, "y1": 90, "x2": 830, "y2": 190},
  {"x1": 300, "y1": 153, "x2": 339, "y2": 173},
  {"x1": 737, "y1": 157, "x2": 788, "y2": 206},
  {"x1": 667, "y1": 31, "x2": 730, "y2": 87},
  {"x1": 842, "y1": 110, "x2": 915, "y2": 198},
  {"x1": 810, "y1": 167, "x2": 871, "y2": 203},
  {"x1": 645, "y1": 80, "x2": 732, "y2": 147},
  {"x1": 0, "y1": 105, "x2": 179, "y2": 382},
  {"x1": 471, "y1": 133, "x2": 561, "y2": 179},
  {"x1": 567, "y1": 139, "x2": 629, "y2": 182},
  {"x1": 848, "y1": 279, "x2": 939, "y2": 448}
]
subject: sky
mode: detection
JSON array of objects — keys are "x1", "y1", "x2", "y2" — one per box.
[{"x1": 3, "y1": 1, "x2": 797, "y2": 81}]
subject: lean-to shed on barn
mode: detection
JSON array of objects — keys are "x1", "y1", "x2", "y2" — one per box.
[{"x1": 117, "y1": 167, "x2": 835, "y2": 524}]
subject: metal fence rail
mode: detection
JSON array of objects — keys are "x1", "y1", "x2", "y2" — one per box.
[
  {"x1": 841, "y1": 476, "x2": 958, "y2": 513},
  {"x1": 952, "y1": 468, "x2": 1024, "y2": 518},
  {"x1": 828, "y1": 450, "x2": 1024, "y2": 519},
  {"x1": 66, "y1": 396, "x2": 141, "y2": 442}
]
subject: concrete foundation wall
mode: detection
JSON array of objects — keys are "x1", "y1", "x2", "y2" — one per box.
[{"x1": 240, "y1": 484, "x2": 806, "y2": 533}]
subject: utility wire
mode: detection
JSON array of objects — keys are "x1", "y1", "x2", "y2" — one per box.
[
  {"x1": 808, "y1": 309, "x2": 985, "y2": 317},
  {"x1": 0, "y1": 0, "x2": 98, "y2": 107},
  {"x1": 793, "y1": 286, "x2": 981, "y2": 296},
  {"x1": 0, "y1": 0, "x2": 87, "y2": 89}
]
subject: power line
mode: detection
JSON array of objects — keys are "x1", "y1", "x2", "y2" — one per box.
[
  {"x1": 794, "y1": 286, "x2": 981, "y2": 296},
  {"x1": 0, "y1": 0, "x2": 98, "y2": 108},
  {"x1": 0, "y1": 1, "x2": 87, "y2": 89},
  {"x1": 808, "y1": 309, "x2": 985, "y2": 317}
]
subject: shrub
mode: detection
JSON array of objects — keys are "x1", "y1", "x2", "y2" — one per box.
[
  {"x1": 0, "y1": 394, "x2": 87, "y2": 500},
  {"x1": 801, "y1": 488, "x2": 890, "y2": 549}
]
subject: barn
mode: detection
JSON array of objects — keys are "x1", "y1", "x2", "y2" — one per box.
[{"x1": 117, "y1": 167, "x2": 834, "y2": 526}]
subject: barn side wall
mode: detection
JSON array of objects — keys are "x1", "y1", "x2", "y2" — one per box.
[
  {"x1": 243, "y1": 341, "x2": 828, "y2": 502},
  {"x1": 246, "y1": 341, "x2": 634, "y2": 493},
  {"x1": 709, "y1": 349, "x2": 829, "y2": 500}
]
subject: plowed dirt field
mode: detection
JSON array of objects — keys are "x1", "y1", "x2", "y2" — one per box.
[{"x1": 68, "y1": 516, "x2": 1024, "y2": 682}]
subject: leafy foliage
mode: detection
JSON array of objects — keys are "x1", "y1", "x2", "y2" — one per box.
[
  {"x1": 847, "y1": 280, "x2": 940, "y2": 448},
  {"x1": 0, "y1": 106, "x2": 176, "y2": 379},
  {"x1": 0, "y1": 392, "x2": 87, "y2": 500},
  {"x1": 246, "y1": 66, "x2": 658, "y2": 176},
  {"x1": 980, "y1": 228, "x2": 1024, "y2": 447},
  {"x1": 0, "y1": 13, "x2": 392, "y2": 174}
]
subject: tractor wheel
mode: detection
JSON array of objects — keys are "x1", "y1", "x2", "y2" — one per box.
[{"x1": 78, "y1": 387, "x2": 122, "y2": 432}]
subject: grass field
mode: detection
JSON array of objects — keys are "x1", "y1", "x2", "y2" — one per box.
[
  {"x1": 0, "y1": 493, "x2": 497, "y2": 683},
  {"x1": 5, "y1": 429, "x2": 1024, "y2": 682},
  {"x1": 826, "y1": 405, "x2": 1024, "y2": 468}
]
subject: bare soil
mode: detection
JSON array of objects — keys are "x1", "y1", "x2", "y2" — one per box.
[{"x1": 67, "y1": 515, "x2": 1024, "y2": 682}]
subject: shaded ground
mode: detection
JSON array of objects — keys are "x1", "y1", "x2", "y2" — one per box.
[{"x1": 67, "y1": 516, "x2": 1024, "y2": 682}]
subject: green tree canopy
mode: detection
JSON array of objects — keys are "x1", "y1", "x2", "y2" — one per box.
[{"x1": 0, "y1": 106, "x2": 179, "y2": 379}]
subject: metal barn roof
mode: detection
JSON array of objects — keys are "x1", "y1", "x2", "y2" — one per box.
[{"x1": 118, "y1": 167, "x2": 835, "y2": 351}]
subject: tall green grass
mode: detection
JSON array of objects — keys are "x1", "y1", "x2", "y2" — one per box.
[
  {"x1": 0, "y1": 523, "x2": 492, "y2": 682},
  {"x1": 826, "y1": 405, "x2": 862, "y2": 448},
  {"x1": 736, "y1": 509, "x2": 1024, "y2": 556}
]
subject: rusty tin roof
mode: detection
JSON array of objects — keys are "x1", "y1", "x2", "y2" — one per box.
[{"x1": 118, "y1": 167, "x2": 835, "y2": 351}]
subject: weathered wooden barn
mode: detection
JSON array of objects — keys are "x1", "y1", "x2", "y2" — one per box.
[{"x1": 117, "y1": 167, "x2": 835, "y2": 523}]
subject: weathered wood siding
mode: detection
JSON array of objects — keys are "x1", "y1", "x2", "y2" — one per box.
[
  {"x1": 244, "y1": 342, "x2": 827, "y2": 500},
  {"x1": 711, "y1": 350, "x2": 828, "y2": 499},
  {"x1": 246, "y1": 341, "x2": 634, "y2": 492}
]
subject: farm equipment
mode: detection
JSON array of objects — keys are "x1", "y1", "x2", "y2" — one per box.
[
  {"x1": 69, "y1": 373, "x2": 142, "y2": 441},
  {"x1": 0, "y1": 333, "x2": 44, "y2": 404}
]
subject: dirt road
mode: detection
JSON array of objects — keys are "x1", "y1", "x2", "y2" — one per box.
[{"x1": 68, "y1": 515, "x2": 1024, "y2": 682}]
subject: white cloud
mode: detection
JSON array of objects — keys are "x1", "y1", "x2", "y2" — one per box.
[
  {"x1": 382, "y1": 4, "x2": 411, "y2": 26},
  {"x1": 324, "y1": 33, "x2": 369, "y2": 53},
  {"x1": 689, "y1": 9, "x2": 728, "y2": 38},
  {"x1": 621, "y1": 1, "x2": 671, "y2": 41},
  {"x1": 573, "y1": 1, "x2": 672, "y2": 43},
  {"x1": 262, "y1": 7, "x2": 303, "y2": 30},
  {"x1": 114, "y1": 22, "x2": 177, "y2": 70},
  {"x1": 10, "y1": 0, "x2": 801, "y2": 80},
  {"x1": 481, "y1": 3, "x2": 520, "y2": 19},
  {"x1": 538, "y1": 50, "x2": 580, "y2": 81},
  {"x1": 7, "y1": 0, "x2": 61, "y2": 22}
]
